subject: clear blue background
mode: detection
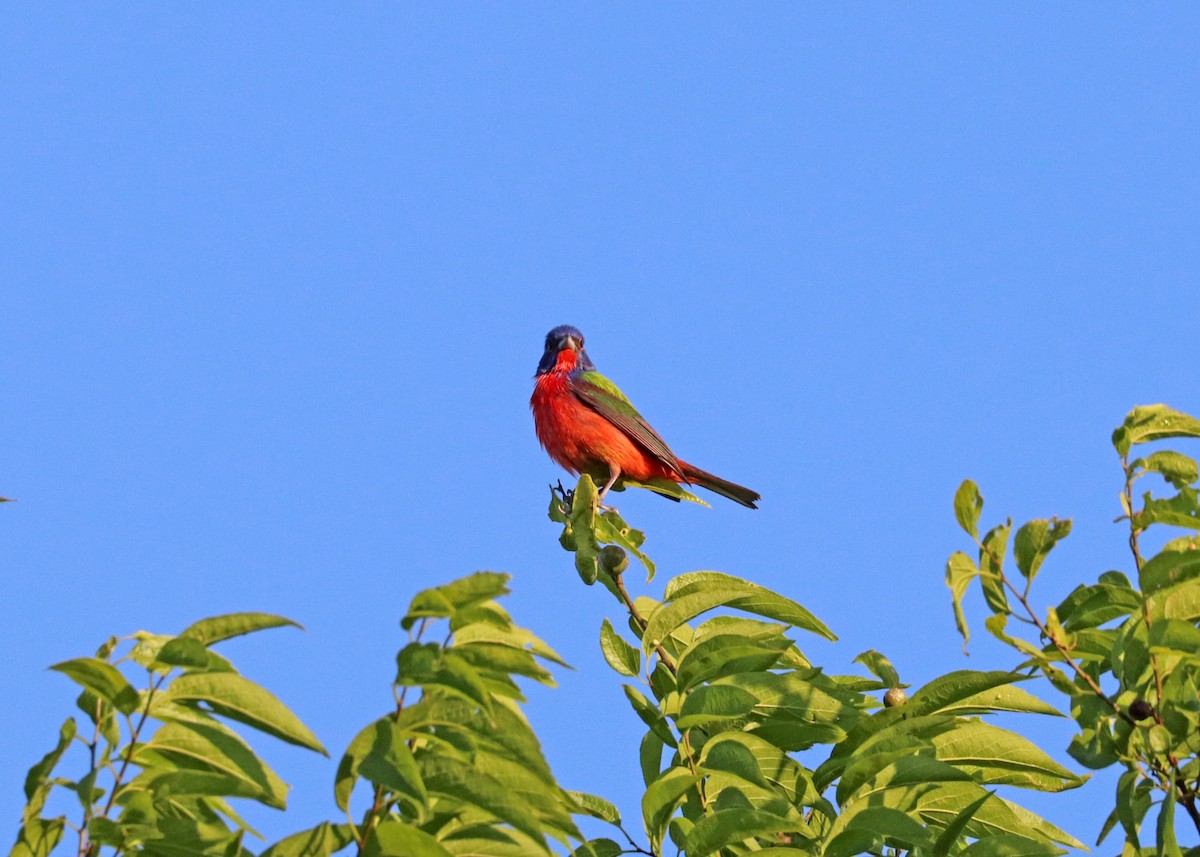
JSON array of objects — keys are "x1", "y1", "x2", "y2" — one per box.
[{"x1": 3, "y1": 5, "x2": 1198, "y2": 852}]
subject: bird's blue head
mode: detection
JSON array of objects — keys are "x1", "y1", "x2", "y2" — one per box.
[{"x1": 537, "y1": 325, "x2": 596, "y2": 375}]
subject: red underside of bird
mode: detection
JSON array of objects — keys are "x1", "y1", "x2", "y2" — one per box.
[{"x1": 530, "y1": 325, "x2": 760, "y2": 509}]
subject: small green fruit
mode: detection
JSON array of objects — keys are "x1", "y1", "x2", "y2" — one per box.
[
  {"x1": 883, "y1": 687, "x2": 907, "y2": 708},
  {"x1": 599, "y1": 545, "x2": 629, "y2": 576}
]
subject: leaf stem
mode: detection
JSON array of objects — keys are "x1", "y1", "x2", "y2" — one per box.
[
  {"x1": 85, "y1": 671, "x2": 167, "y2": 857},
  {"x1": 77, "y1": 700, "x2": 103, "y2": 857},
  {"x1": 616, "y1": 821, "x2": 657, "y2": 856},
  {"x1": 608, "y1": 571, "x2": 676, "y2": 674},
  {"x1": 997, "y1": 571, "x2": 1135, "y2": 727},
  {"x1": 1122, "y1": 455, "x2": 1145, "y2": 572}
]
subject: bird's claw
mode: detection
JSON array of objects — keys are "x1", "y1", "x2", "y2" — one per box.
[{"x1": 551, "y1": 480, "x2": 575, "y2": 515}]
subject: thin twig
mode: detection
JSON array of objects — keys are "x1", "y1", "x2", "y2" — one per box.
[
  {"x1": 976, "y1": 535, "x2": 1133, "y2": 724},
  {"x1": 1122, "y1": 456, "x2": 1145, "y2": 572},
  {"x1": 610, "y1": 572, "x2": 676, "y2": 673},
  {"x1": 100, "y1": 672, "x2": 167, "y2": 817},
  {"x1": 1180, "y1": 785, "x2": 1200, "y2": 836},
  {"x1": 616, "y1": 821, "x2": 656, "y2": 856},
  {"x1": 85, "y1": 672, "x2": 168, "y2": 857},
  {"x1": 357, "y1": 625, "x2": 423, "y2": 853},
  {"x1": 77, "y1": 698, "x2": 103, "y2": 857}
]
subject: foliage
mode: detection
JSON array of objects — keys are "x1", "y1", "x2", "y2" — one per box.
[
  {"x1": 11, "y1": 403, "x2": 1200, "y2": 855},
  {"x1": 549, "y1": 479, "x2": 1083, "y2": 857},
  {"x1": 948, "y1": 404, "x2": 1200, "y2": 855},
  {"x1": 12, "y1": 613, "x2": 325, "y2": 857}
]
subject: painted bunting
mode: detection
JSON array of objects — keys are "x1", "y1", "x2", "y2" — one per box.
[{"x1": 530, "y1": 325, "x2": 760, "y2": 508}]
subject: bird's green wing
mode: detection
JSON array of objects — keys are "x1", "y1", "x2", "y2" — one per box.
[{"x1": 570, "y1": 370, "x2": 682, "y2": 473}]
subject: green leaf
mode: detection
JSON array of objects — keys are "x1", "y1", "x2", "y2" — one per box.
[
  {"x1": 569, "y1": 840, "x2": 624, "y2": 857},
  {"x1": 1147, "y1": 577, "x2": 1200, "y2": 622},
  {"x1": 1139, "y1": 486, "x2": 1200, "y2": 531},
  {"x1": 1163, "y1": 533, "x2": 1200, "y2": 551},
  {"x1": 260, "y1": 823, "x2": 356, "y2": 857},
  {"x1": 853, "y1": 774, "x2": 1080, "y2": 847},
  {"x1": 402, "y1": 572, "x2": 511, "y2": 629},
  {"x1": 137, "y1": 817, "x2": 244, "y2": 857},
  {"x1": 473, "y1": 747, "x2": 582, "y2": 841},
  {"x1": 421, "y1": 755, "x2": 554, "y2": 852},
  {"x1": 599, "y1": 619, "x2": 640, "y2": 677},
  {"x1": 452, "y1": 622, "x2": 570, "y2": 669},
  {"x1": 639, "y1": 730, "x2": 664, "y2": 787},
  {"x1": 945, "y1": 552, "x2": 980, "y2": 644},
  {"x1": 137, "y1": 717, "x2": 290, "y2": 809},
  {"x1": 701, "y1": 738, "x2": 769, "y2": 788},
  {"x1": 982, "y1": 613, "x2": 1045, "y2": 660},
  {"x1": 854, "y1": 650, "x2": 900, "y2": 687},
  {"x1": 367, "y1": 819, "x2": 453, "y2": 857},
  {"x1": 1139, "y1": 450, "x2": 1200, "y2": 488},
  {"x1": 928, "y1": 720, "x2": 1085, "y2": 791},
  {"x1": 1114, "y1": 768, "x2": 1153, "y2": 849},
  {"x1": 997, "y1": 797, "x2": 1085, "y2": 850},
  {"x1": 825, "y1": 807, "x2": 933, "y2": 857},
  {"x1": 165, "y1": 672, "x2": 327, "y2": 754},
  {"x1": 1056, "y1": 581, "x2": 1142, "y2": 630},
  {"x1": 23, "y1": 719, "x2": 76, "y2": 801},
  {"x1": 334, "y1": 713, "x2": 386, "y2": 811},
  {"x1": 11, "y1": 816, "x2": 65, "y2": 857},
  {"x1": 644, "y1": 573, "x2": 834, "y2": 654},
  {"x1": 677, "y1": 684, "x2": 758, "y2": 730},
  {"x1": 567, "y1": 791, "x2": 621, "y2": 825},
  {"x1": 135, "y1": 767, "x2": 277, "y2": 805},
  {"x1": 49, "y1": 658, "x2": 140, "y2": 715},
  {"x1": 933, "y1": 683, "x2": 1063, "y2": 718},
  {"x1": 641, "y1": 767, "x2": 697, "y2": 854},
  {"x1": 908, "y1": 671, "x2": 1036, "y2": 717},
  {"x1": 979, "y1": 522, "x2": 1012, "y2": 614},
  {"x1": 357, "y1": 719, "x2": 427, "y2": 812},
  {"x1": 1013, "y1": 518, "x2": 1071, "y2": 582},
  {"x1": 716, "y1": 670, "x2": 862, "y2": 735},
  {"x1": 453, "y1": 641, "x2": 556, "y2": 686},
  {"x1": 1140, "y1": 548, "x2": 1200, "y2": 593},
  {"x1": 933, "y1": 791, "x2": 992, "y2": 857},
  {"x1": 566, "y1": 475, "x2": 602, "y2": 586},
  {"x1": 594, "y1": 509, "x2": 656, "y2": 581},
  {"x1": 622, "y1": 685, "x2": 676, "y2": 746},
  {"x1": 157, "y1": 636, "x2": 212, "y2": 668},
  {"x1": 954, "y1": 480, "x2": 983, "y2": 539},
  {"x1": 962, "y1": 834, "x2": 1068, "y2": 856},
  {"x1": 676, "y1": 634, "x2": 788, "y2": 692},
  {"x1": 180, "y1": 613, "x2": 302, "y2": 646},
  {"x1": 86, "y1": 817, "x2": 123, "y2": 847},
  {"x1": 396, "y1": 643, "x2": 494, "y2": 717},
  {"x1": 1113, "y1": 404, "x2": 1200, "y2": 456},
  {"x1": 685, "y1": 808, "x2": 812, "y2": 856}
]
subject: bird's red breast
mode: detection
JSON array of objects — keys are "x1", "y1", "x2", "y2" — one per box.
[{"x1": 530, "y1": 349, "x2": 681, "y2": 484}]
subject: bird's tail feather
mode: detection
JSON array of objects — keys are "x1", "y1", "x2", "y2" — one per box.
[{"x1": 679, "y1": 462, "x2": 760, "y2": 509}]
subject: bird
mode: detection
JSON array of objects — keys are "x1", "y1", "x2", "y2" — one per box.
[{"x1": 530, "y1": 325, "x2": 760, "y2": 509}]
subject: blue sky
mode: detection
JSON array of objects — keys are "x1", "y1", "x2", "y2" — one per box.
[{"x1": 3, "y1": 5, "x2": 1198, "y2": 852}]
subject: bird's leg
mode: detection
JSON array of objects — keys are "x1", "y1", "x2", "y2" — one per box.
[{"x1": 597, "y1": 465, "x2": 621, "y2": 511}]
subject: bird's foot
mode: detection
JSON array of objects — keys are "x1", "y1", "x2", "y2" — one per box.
[{"x1": 550, "y1": 480, "x2": 575, "y2": 515}]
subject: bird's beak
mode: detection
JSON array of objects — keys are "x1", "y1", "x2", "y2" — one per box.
[{"x1": 564, "y1": 335, "x2": 582, "y2": 351}]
